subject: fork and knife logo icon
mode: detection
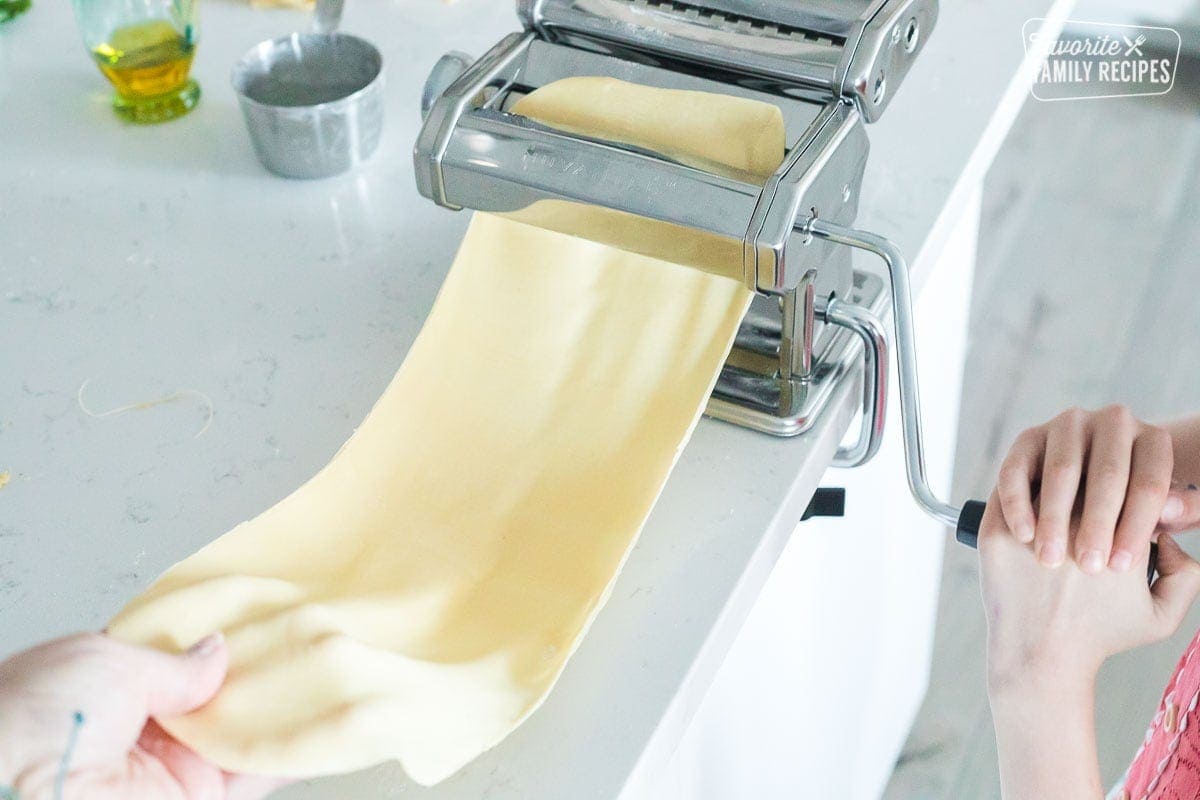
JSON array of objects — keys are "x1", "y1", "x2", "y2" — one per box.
[{"x1": 1123, "y1": 34, "x2": 1147, "y2": 57}]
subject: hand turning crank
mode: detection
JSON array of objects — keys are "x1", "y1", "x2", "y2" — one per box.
[{"x1": 803, "y1": 217, "x2": 1160, "y2": 585}]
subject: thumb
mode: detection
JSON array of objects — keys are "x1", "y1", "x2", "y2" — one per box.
[
  {"x1": 1151, "y1": 536, "x2": 1200, "y2": 639},
  {"x1": 132, "y1": 633, "x2": 229, "y2": 718},
  {"x1": 1160, "y1": 485, "x2": 1200, "y2": 532}
]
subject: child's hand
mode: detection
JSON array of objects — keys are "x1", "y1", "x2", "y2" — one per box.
[
  {"x1": 0, "y1": 633, "x2": 285, "y2": 800},
  {"x1": 980, "y1": 495, "x2": 1200, "y2": 800},
  {"x1": 979, "y1": 493, "x2": 1200, "y2": 689},
  {"x1": 995, "y1": 405, "x2": 1197, "y2": 573}
]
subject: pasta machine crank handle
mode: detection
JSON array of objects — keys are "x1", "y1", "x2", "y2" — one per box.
[{"x1": 801, "y1": 218, "x2": 1160, "y2": 584}]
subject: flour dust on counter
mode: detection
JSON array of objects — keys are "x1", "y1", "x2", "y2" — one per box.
[{"x1": 107, "y1": 77, "x2": 786, "y2": 787}]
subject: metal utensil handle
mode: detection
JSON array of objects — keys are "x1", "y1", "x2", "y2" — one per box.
[
  {"x1": 312, "y1": 0, "x2": 345, "y2": 35},
  {"x1": 957, "y1": 500, "x2": 1159, "y2": 585},
  {"x1": 817, "y1": 295, "x2": 888, "y2": 469}
]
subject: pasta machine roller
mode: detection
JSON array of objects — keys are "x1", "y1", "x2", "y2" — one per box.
[
  {"x1": 415, "y1": 0, "x2": 934, "y2": 442},
  {"x1": 415, "y1": 0, "x2": 1153, "y2": 570}
]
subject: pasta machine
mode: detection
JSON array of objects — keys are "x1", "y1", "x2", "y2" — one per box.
[{"x1": 414, "y1": 0, "x2": 1156, "y2": 572}]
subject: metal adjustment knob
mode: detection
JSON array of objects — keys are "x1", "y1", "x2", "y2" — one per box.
[{"x1": 421, "y1": 51, "x2": 474, "y2": 120}]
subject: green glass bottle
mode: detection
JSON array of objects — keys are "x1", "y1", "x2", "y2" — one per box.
[
  {"x1": 72, "y1": 0, "x2": 201, "y2": 123},
  {"x1": 0, "y1": 0, "x2": 30, "y2": 23}
]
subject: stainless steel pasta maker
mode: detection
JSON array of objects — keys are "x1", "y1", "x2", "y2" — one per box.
[{"x1": 412, "y1": 0, "x2": 1159, "y2": 573}]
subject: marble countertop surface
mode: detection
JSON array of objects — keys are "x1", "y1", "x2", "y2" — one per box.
[{"x1": 0, "y1": 0, "x2": 1065, "y2": 796}]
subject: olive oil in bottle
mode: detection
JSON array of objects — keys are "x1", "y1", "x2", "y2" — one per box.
[{"x1": 91, "y1": 19, "x2": 200, "y2": 122}]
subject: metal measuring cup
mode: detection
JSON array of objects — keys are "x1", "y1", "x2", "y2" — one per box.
[{"x1": 231, "y1": 0, "x2": 384, "y2": 179}]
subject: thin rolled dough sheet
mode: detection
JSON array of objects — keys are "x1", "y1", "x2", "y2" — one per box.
[{"x1": 109, "y1": 78, "x2": 784, "y2": 786}]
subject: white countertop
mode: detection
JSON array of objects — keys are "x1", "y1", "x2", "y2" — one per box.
[{"x1": 0, "y1": 1, "x2": 1063, "y2": 797}]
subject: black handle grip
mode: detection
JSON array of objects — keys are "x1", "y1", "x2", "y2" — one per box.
[
  {"x1": 956, "y1": 500, "x2": 987, "y2": 549},
  {"x1": 955, "y1": 499, "x2": 1159, "y2": 585}
]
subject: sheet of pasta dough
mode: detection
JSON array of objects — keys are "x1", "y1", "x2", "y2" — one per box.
[{"x1": 109, "y1": 77, "x2": 785, "y2": 786}]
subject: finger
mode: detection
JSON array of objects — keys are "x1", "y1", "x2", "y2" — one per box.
[
  {"x1": 110, "y1": 632, "x2": 228, "y2": 718},
  {"x1": 997, "y1": 428, "x2": 1044, "y2": 544},
  {"x1": 1110, "y1": 427, "x2": 1173, "y2": 571},
  {"x1": 1035, "y1": 409, "x2": 1088, "y2": 567},
  {"x1": 1161, "y1": 483, "x2": 1200, "y2": 533},
  {"x1": 71, "y1": 750, "x2": 198, "y2": 800},
  {"x1": 1151, "y1": 535, "x2": 1200, "y2": 639},
  {"x1": 1075, "y1": 406, "x2": 1137, "y2": 573},
  {"x1": 138, "y1": 719, "x2": 226, "y2": 800}
]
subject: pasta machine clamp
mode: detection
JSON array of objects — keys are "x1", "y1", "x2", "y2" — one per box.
[{"x1": 414, "y1": 0, "x2": 1154, "y2": 574}]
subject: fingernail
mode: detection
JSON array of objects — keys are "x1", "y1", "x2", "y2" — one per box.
[
  {"x1": 1110, "y1": 550, "x2": 1134, "y2": 572},
  {"x1": 187, "y1": 632, "x2": 224, "y2": 658},
  {"x1": 1039, "y1": 541, "x2": 1065, "y2": 567},
  {"x1": 1016, "y1": 523, "x2": 1035, "y2": 544},
  {"x1": 1164, "y1": 496, "x2": 1185, "y2": 522},
  {"x1": 1079, "y1": 549, "x2": 1106, "y2": 574}
]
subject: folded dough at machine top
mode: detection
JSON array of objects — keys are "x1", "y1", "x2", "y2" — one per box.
[{"x1": 108, "y1": 77, "x2": 786, "y2": 786}]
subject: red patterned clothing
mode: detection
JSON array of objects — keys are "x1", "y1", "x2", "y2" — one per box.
[{"x1": 1121, "y1": 628, "x2": 1200, "y2": 800}]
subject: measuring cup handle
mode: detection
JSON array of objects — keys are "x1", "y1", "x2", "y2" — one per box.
[
  {"x1": 956, "y1": 499, "x2": 1158, "y2": 584},
  {"x1": 313, "y1": 0, "x2": 345, "y2": 35}
]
